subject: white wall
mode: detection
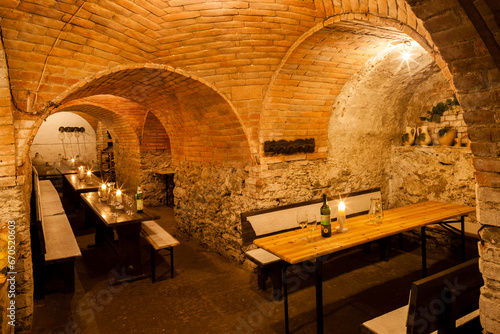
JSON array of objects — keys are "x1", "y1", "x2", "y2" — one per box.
[{"x1": 30, "y1": 112, "x2": 97, "y2": 165}]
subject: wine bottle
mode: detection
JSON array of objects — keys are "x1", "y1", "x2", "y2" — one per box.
[
  {"x1": 135, "y1": 185, "x2": 144, "y2": 213},
  {"x1": 320, "y1": 194, "x2": 331, "y2": 238}
]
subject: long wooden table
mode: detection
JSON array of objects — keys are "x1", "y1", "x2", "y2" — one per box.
[
  {"x1": 254, "y1": 201, "x2": 476, "y2": 334},
  {"x1": 80, "y1": 192, "x2": 160, "y2": 282},
  {"x1": 64, "y1": 173, "x2": 101, "y2": 193}
]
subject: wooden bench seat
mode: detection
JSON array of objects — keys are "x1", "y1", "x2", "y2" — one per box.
[
  {"x1": 361, "y1": 257, "x2": 483, "y2": 334},
  {"x1": 241, "y1": 188, "x2": 383, "y2": 292},
  {"x1": 33, "y1": 167, "x2": 81, "y2": 297},
  {"x1": 141, "y1": 220, "x2": 180, "y2": 283}
]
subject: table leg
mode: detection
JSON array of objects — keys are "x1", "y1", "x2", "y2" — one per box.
[
  {"x1": 460, "y1": 216, "x2": 466, "y2": 262},
  {"x1": 421, "y1": 226, "x2": 427, "y2": 277},
  {"x1": 316, "y1": 258, "x2": 324, "y2": 334},
  {"x1": 283, "y1": 263, "x2": 289, "y2": 334},
  {"x1": 116, "y1": 222, "x2": 144, "y2": 278}
]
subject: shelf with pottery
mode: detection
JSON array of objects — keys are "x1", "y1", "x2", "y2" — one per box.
[{"x1": 401, "y1": 125, "x2": 470, "y2": 149}]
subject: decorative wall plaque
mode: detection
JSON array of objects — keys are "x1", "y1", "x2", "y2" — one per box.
[{"x1": 264, "y1": 138, "x2": 315, "y2": 156}]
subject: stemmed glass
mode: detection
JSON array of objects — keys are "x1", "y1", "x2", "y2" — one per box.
[
  {"x1": 296, "y1": 211, "x2": 308, "y2": 240},
  {"x1": 307, "y1": 214, "x2": 318, "y2": 242}
]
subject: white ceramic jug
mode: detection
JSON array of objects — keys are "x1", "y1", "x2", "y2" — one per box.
[
  {"x1": 402, "y1": 126, "x2": 416, "y2": 146},
  {"x1": 417, "y1": 126, "x2": 432, "y2": 146}
]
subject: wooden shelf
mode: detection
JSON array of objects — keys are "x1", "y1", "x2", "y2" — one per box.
[
  {"x1": 100, "y1": 150, "x2": 115, "y2": 180},
  {"x1": 155, "y1": 169, "x2": 174, "y2": 175}
]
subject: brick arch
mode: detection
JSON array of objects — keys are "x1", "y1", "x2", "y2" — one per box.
[
  {"x1": 0, "y1": 33, "x2": 16, "y2": 186},
  {"x1": 56, "y1": 65, "x2": 253, "y2": 167},
  {"x1": 405, "y1": 2, "x2": 500, "y2": 332},
  {"x1": 261, "y1": 20, "x2": 425, "y2": 161},
  {"x1": 141, "y1": 111, "x2": 170, "y2": 153}
]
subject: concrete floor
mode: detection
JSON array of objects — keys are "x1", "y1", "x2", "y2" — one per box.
[{"x1": 32, "y1": 205, "x2": 479, "y2": 334}]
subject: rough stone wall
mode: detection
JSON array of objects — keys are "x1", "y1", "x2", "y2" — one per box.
[
  {"x1": 389, "y1": 146, "x2": 477, "y2": 251},
  {"x1": 389, "y1": 146, "x2": 476, "y2": 208},
  {"x1": 0, "y1": 179, "x2": 33, "y2": 333},
  {"x1": 173, "y1": 162, "x2": 253, "y2": 262},
  {"x1": 140, "y1": 151, "x2": 171, "y2": 207}
]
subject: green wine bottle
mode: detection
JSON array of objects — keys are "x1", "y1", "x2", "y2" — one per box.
[
  {"x1": 135, "y1": 185, "x2": 144, "y2": 213},
  {"x1": 320, "y1": 194, "x2": 331, "y2": 238}
]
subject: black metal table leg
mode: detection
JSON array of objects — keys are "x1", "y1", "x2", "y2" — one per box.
[
  {"x1": 283, "y1": 263, "x2": 289, "y2": 334},
  {"x1": 421, "y1": 226, "x2": 427, "y2": 277},
  {"x1": 460, "y1": 216, "x2": 466, "y2": 262},
  {"x1": 316, "y1": 258, "x2": 324, "y2": 334}
]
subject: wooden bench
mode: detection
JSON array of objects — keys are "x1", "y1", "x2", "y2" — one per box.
[
  {"x1": 141, "y1": 220, "x2": 180, "y2": 283},
  {"x1": 33, "y1": 167, "x2": 81, "y2": 297},
  {"x1": 241, "y1": 188, "x2": 382, "y2": 292},
  {"x1": 361, "y1": 257, "x2": 483, "y2": 334}
]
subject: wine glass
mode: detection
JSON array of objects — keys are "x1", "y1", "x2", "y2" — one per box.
[
  {"x1": 296, "y1": 211, "x2": 307, "y2": 240},
  {"x1": 307, "y1": 214, "x2": 317, "y2": 242}
]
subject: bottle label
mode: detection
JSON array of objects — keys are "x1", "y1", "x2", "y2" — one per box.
[
  {"x1": 136, "y1": 199, "x2": 143, "y2": 211},
  {"x1": 320, "y1": 214, "x2": 330, "y2": 225},
  {"x1": 321, "y1": 222, "x2": 331, "y2": 237}
]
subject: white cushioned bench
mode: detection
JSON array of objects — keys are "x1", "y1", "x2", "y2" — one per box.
[
  {"x1": 33, "y1": 167, "x2": 81, "y2": 296},
  {"x1": 241, "y1": 188, "x2": 382, "y2": 292},
  {"x1": 141, "y1": 220, "x2": 180, "y2": 283}
]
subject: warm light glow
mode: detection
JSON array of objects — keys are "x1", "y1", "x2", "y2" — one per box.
[
  {"x1": 338, "y1": 201, "x2": 345, "y2": 211},
  {"x1": 71, "y1": 158, "x2": 75, "y2": 163},
  {"x1": 116, "y1": 189, "x2": 122, "y2": 196},
  {"x1": 86, "y1": 170, "x2": 91, "y2": 176},
  {"x1": 101, "y1": 183, "x2": 106, "y2": 190},
  {"x1": 401, "y1": 51, "x2": 412, "y2": 61}
]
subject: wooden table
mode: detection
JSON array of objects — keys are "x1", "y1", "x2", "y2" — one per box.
[
  {"x1": 64, "y1": 173, "x2": 101, "y2": 193},
  {"x1": 80, "y1": 192, "x2": 160, "y2": 282},
  {"x1": 254, "y1": 201, "x2": 476, "y2": 334},
  {"x1": 56, "y1": 166, "x2": 77, "y2": 175}
]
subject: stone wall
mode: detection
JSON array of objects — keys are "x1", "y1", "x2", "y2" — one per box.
[
  {"x1": 173, "y1": 162, "x2": 253, "y2": 262},
  {"x1": 140, "y1": 151, "x2": 171, "y2": 207},
  {"x1": 388, "y1": 146, "x2": 477, "y2": 251},
  {"x1": 0, "y1": 179, "x2": 33, "y2": 333}
]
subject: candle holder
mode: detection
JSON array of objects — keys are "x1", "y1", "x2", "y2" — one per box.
[
  {"x1": 98, "y1": 183, "x2": 107, "y2": 201},
  {"x1": 77, "y1": 167, "x2": 86, "y2": 182},
  {"x1": 114, "y1": 189, "x2": 124, "y2": 210},
  {"x1": 85, "y1": 170, "x2": 93, "y2": 184},
  {"x1": 336, "y1": 201, "x2": 348, "y2": 233}
]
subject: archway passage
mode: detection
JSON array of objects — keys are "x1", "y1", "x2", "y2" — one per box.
[
  {"x1": 262, "y1": 20, "x2": 422, "y2": 162},
  {"x1": 59, "y1": 67, "x2": 252, "y2": 167}
]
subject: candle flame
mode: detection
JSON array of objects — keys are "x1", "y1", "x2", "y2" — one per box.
[
  {"x1": 101, "y1": 183, "x2": 106, "y2": 190},
  {"x1": 338, "y1": 201, "x2": 345, "y2": 210},
  {"x1": 116, "y1": 189, "x2": 122, "y2": 196}
]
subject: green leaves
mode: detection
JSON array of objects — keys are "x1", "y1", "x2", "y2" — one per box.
[{"x1": 423, "y1": 94, "x2": 460, "y2": 123}]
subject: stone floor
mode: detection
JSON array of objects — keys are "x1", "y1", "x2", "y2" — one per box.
[{"x1": 32, "y1": 205, "x2": 481, "y2": 334}]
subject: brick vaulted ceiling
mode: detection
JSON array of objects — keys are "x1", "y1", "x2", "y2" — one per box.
[{"x1": 1, "y1": 0, "x2": 498, "y2": 166}]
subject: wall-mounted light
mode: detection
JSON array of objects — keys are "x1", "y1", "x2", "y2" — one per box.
[{"x1": 401, "y1": 40, "x2": 413, "y2": 62}]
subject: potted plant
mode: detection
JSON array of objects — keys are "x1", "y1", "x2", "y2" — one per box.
[{"x1": 420, "y1": 94, "x2": 460, "y2": 123}]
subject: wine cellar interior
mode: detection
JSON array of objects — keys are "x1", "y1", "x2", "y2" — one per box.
[{"x1": 0, "y1": 1, "x2": 499, "y2": 333}]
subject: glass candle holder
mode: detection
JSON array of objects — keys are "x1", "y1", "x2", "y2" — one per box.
[{"x1": 86, "y1": 170, "x2": 93, "y2": 184}]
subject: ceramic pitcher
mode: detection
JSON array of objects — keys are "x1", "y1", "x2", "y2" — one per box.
[
  {"x1": 417, "y1": 126, "x2": 432, "y2": 146},
  {"x1": 402, "y1": 126, "x2": 416, "y2": 146}
]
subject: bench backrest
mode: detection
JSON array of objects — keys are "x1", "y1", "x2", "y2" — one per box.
[
  {"x1": 407, "y1": 257, "x2": 483, "y2": 334},
  {"x1": 241, "y1": 188, "x2": 381, "y2": 246}
]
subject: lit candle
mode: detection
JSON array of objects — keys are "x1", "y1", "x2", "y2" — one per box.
[
  {"x1": 336, "y1": 201, "x2": 347, "y2": 232},
  {"x1": 98, "y1": 183, "x2": 107, "y2": 200},
  {"x1": 71, "y1": 158, "x2": 75, "y2": 168},
  {"x1": 86, "y1": 170, "x2": 93, "y2": 184},
  {"x1": 115, "y1": 189, "x2": 122, "y2": 204}
]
